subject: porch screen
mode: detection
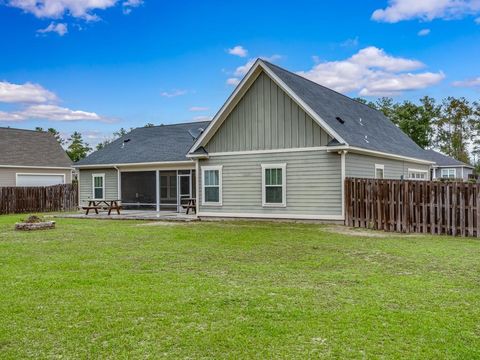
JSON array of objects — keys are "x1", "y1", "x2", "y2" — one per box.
[{"x1": 121, "y1": 171, "x2": 156, "y2": 209}]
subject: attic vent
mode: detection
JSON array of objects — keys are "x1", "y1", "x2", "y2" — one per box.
[
  {"x1": 121, "y1": 138, "x2": 131, "y2": 149},
  {"x1": 359, "y1": 118, "x2": 364, "y2": 126},
  {"x1": 364, "y1": 135, "x2": 369, "y2": 144},
  {"x1": 335, "y1": 117, "x2": 345, "y2": 124}
]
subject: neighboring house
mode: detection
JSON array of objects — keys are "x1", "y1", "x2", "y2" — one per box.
[
  {"x1": 0, "y1": 128, "x2": 72, "y2": 187},
  {"x1": 423, "y1": 149, "x2": 474, "y2": 181},
  {"x1": 76, "y1": 59, "x2": 435, "y2": 221}
]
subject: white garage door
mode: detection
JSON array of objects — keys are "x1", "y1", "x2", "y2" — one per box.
[{"x1": 16, "y1": 174, "x2": 65, "y2": 187}]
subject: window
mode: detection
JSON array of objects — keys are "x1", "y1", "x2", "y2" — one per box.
[
  {"x1": 92, "y1": 174, "x2": 105, "y2": 200},
  {"x1": 375, "y1": 164, "x2": 384, "y2": 179},
  {"x1": 202, "y1": 166, "x2": 222, "y2": 205},
  {"x1": 441, "y1": 168, "x2": 456, "y2": 179},
  {"x1": 262, "y1": 164, "x2": 286, "y2": 207},
  {"x1": 408, "y1": 169, "x2": 428, "y2": 180}
]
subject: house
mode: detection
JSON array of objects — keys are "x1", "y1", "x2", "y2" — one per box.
[
  {"x1": 76, "y1": 59, "x2": 435, "y2": 221},
  {"x1": 423, "y1": 149, "x2": 474, "y2": 181},
  {"x1": 0, "y1": 127, "x2": 72, "y2": 187}
]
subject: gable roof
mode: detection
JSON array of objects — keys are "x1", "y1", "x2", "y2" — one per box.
[
  {"x1": 423, "y1": 149, "x2": 473, "y2": 168},
  {"x1": 76, "y1": 121, "x2": 210, "y2": 166},
  {"x1": 189, "y1": 59, "x2": 431, "y2": 163},
  {"x1": 0, "y1": 127, "x2": 72, "y2": 168}
]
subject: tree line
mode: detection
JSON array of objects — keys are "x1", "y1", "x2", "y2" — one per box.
[{"x1": 38, "y1": 96, "x2": 480, "y2": 167}]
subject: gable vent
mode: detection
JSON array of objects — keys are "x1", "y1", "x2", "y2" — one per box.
[{"x1": 335, "y1": 117, "x2": 345, "y2": 124}]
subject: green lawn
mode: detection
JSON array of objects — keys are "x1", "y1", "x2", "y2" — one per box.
[{"x1": 0, "y1": 215, "x2": 479, "y2": 359}]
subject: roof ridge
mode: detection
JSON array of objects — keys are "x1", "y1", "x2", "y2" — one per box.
[
  {"x1": 261, "y1": 60, "x2": 384, "y2": 115},
  {"x1": 0, "y1": 126, "x2": 50, "y2": 134},
  {"x1": 133, "y1": 120, "x2": 211, "y2": 130}
]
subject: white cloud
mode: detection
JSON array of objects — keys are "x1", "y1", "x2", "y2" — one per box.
[
  {"x1": 0, "y1": 81, "x2": 58, "y2": 103},
  {"x1": 297, "y1": 46, "x2": 444, "y2": 96},
  {"x1": 226, "y1": 78, "x2": 241, "y2": 86},
  {"x1": 160, "y1": 89, "x2": 188, "y2": 98},
  {"x1": 228, "y1": 45, "x2": 248, "y2": 58},
  {"x1": 418, "y1": 28, "x2": 431, "y2": 36},
  {"x1": 227, "y1": 55, "x2": 282, "y2": 86},
  {"x1": 122, "y1": 0, "x2": 143, "y2": 14},
  {"x1": 340, "y1": 37, "x2": 359, "y2": 47},
  {"x1": 37, "y1": 22, "x2": 68, "y2": 36},
  {"x1": 452, "y1": 77, "x2": 480, "y2": 87},
  {"x1": 189, "y1": 106, "x2": 209, "y2": 112},
  {"x1": 0, "y1": 80, "x2": 108, "y2": 122},
  {"x1": 0, "y1": 104, "x2": 108, "y2": 122},
  {"x1": 372, "y1": 0, "x2": 480, "y2": 23}
]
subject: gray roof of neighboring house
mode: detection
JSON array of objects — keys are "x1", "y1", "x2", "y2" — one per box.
[
  {"x1": 0, "y1": 127, "x2": 72, "y2": 167},
  {"x1": 76, "y1": 121, "x2": 210, "y2": 166},
  {"x1": 423, "y1": 149, "x2": 473, "y2": 168},
  {"x1": 262, "y1": 61, "x2": 431, "y2": 161}
]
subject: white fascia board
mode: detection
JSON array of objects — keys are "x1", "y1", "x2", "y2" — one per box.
[
  {"x1": 75, "y1": 160, "x2": 195, "y2": 169},
  {"x1": 327, "y1": 145, "x2": 435, "y2": 165}
]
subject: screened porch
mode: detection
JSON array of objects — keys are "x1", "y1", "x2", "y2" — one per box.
[{"x1": 120, "y1": 169, "x2": 196, "y2": 212}]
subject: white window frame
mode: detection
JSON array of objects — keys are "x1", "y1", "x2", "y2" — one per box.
[
  {"x1": 441, "y1": 168, "x2": 456, "y2": 179},
  {"x1": 407, "y1": 168, "x2": 428, "y2": 181},
  {"x1": 261, "y1": 163, "x2": 287, "y2": 208},
  {"x1": 202, "y1": 165, "x2": 222, "y2": 206},
  {"x1": 92, "y1": 173, "x2": 105, "y2": 200},
  {"x1": 374, "y1": 164, "x2": 384, "y2": 179}
]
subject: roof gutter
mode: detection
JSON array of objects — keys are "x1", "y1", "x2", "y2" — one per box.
[
  {"x1": 74, "y1": 160, "x2": 195, "y2": 169},
  {"x1": 327, "y1": 145, "x2": 435, "y2": 165}
]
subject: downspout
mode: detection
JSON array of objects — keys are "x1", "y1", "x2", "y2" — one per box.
[
  {"x1": 339, "y1": 150, "x2": 347, "y2": 221},
  {"x1": 195, "y1": 159, "x2": 200, "y2": 217}
]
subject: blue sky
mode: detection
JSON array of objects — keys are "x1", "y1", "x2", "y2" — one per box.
[{"x1": 1, "y1": 0, "x2": 480, "y2": 146}]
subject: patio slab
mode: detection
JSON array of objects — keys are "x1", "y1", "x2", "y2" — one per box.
[{"x1": 56, "y1": 210, "x2": 198, "y2": 222}]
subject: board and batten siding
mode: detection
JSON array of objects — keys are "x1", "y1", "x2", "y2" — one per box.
[
  {"x1": 205, "y1": 71, "x2": 333, "y2": 153},
  {"x1": 0, "y1": 167, "x2": 72, "y2": 187},
  {"x1": 79, "y1": 168, "x2": 118, "y2": 205},
  {"x1": 345, "y1": 153, "x2": 430, "y2": 179},
  {"x1": 198, "y1": 150, "x2": 342, "y2": 218}
]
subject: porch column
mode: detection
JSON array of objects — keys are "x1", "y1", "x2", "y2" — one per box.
[{"x1": 156, "y1": 170, "x2": 160, "y2": 212}]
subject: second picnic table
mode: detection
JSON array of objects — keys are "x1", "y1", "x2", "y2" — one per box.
[{"x1": 83, "y1": 200, "x2": 122, "y2": 215}]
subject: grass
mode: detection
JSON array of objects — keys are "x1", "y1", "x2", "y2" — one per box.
[{"x1": 0, "y1": 215, "x2": 479, "y2": 359}]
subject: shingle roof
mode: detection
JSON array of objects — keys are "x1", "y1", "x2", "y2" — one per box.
[
  {"x1": 0, "y1": 127, "x2": 72, "y2": 167},
  {"x1": 76, "y1": 121, "x2": 210, "y2": 166},
  {"x1": 423, "y1": 149, "x2": 473, "y2": 168},
  {"x1": 262, "y1": 61, "x2": 431, "y2": 161}
]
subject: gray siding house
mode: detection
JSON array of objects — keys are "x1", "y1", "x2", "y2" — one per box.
[
  {"x1": 423, "y1": 149, "x2": 474, "y2": 181},
  {"x1": 76, "y1": 59, "x2": 435, "y2": 220},
  {"x1": 0, "y1": 128, "x2": 72, "y2": 187}
]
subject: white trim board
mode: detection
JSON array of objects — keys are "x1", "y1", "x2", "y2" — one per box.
[
  {"x1": 0, "y1": 165, "x2": 72, "y2": 170},
  {"x1": 198, "y1": 211, "x2": 344, "y2": 221},
  {"x1": 189, "y1": 59, "x2": 348, "y2": 155},
  {"x1": 328, "y1": 146, "x2": 434, "y2": 165}
]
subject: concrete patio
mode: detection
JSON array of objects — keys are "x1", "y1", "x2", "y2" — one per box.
[{"x1": 56, "y1": 210, "x2": 198, "y2": 222}]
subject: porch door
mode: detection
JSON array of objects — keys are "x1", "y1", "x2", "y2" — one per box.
[
  {"x1": 159, "y1": 171, "x2": 177, "y2": 211},
  {"x1": 178, "y1": 173, "x2": 191, "y2": 211}
]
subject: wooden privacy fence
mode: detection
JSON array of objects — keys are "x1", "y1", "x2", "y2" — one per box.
[
  {"x1": 0, "y1": 183, "x2": 78, "y2": 215},
  {"x1": 345, "y1": 178, "x2": 480, "y2": 237}
]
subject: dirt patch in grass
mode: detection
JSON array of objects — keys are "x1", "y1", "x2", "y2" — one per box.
[{"x1": 324, "y1": 225, "x2": 417, "y2": 238}]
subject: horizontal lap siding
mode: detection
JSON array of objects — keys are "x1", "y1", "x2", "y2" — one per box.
[
  {"x1": 0, "y1": 167, "x2": 72, "y2": 187},
  {"x1": 345, "y1": 153, "x2": 430, "y2": 179},
  {"x1": 79, "y1": 169, "x2": 118, "y2": 205},
  {"x1": 199, "y1": 151, "x2": 342, "y2": 216},
  {"x1": 206, "y1": 72, "x2": 332, "y2": 153}
]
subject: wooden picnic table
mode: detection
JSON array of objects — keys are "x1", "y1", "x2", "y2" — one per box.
[
  {"x1": 182, "y1": 198, "x2": 196, "y2": 215},
  {"x1": 82, "y1": 200, "x2": 122, "y2": 215}
]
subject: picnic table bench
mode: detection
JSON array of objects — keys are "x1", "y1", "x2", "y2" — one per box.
[
  {"x1": 182, "y1": 198, "x2": 196, "y2": 215},
  {"x1": 82, "y1": 200, "x2": 122, "y2": 215}
]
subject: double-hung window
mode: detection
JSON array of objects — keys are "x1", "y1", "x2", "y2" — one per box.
[
  {"x1": 441, "y1": 168, "x2": 456, "y2": 179},
  {"x1": 262, "y1": 164, "x2": 286, "y2": 207},
  {"x1": 375, "y1": 164, "x2": 384, "y2": 179},
  {"x1": 202, "y1": 166, "x2": 222, "y2": 205},
  {"x1": 92, "y1": 174, "x2": 105, "y2": 200}
]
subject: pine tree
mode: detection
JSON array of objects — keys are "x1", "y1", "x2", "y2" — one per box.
[{"x1": 67, "y1": 131, "x2": 92, "y2": 162}]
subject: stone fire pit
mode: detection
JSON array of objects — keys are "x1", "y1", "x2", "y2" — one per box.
[{"x1": 15, "y1": 215, "x2": 56, "y2": 231}]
